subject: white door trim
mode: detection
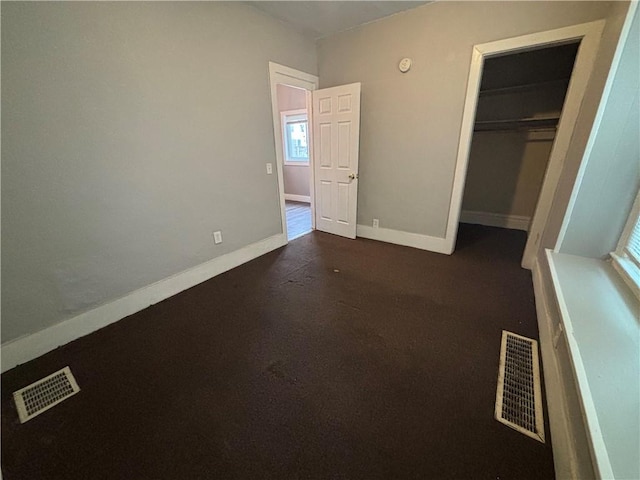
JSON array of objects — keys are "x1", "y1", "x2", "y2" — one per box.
[
  {"x1": 444, "y1": 20, "x2": 605, "y2": 267},
  {"x1": 268, "y1": 62, "x2": 319, "y2": 242}
]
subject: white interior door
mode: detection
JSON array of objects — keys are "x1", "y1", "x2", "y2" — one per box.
[{"x1": 312, "y1": 83, "x2": 361, "y2": 239}]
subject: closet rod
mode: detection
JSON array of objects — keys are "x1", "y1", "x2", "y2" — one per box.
[
  {"x1": 474, "y1": 125, "x2": 557, "y2": 132},
  {"x1": 474, "y1": 116, "x2": 559, "y2": 132},
  {"x1": 478, "y1": 78, "x2": 570, "y2": 96}
]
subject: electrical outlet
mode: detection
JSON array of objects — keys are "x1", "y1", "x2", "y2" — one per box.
[
  {"x1": 213, "y1": 231, "x2": 223, "y2": 244},
  {"x1": 373, "y1": 219, "x2": 379, "y2": 228},
  {"x1": 266, "y1": 163, "x2": 273, "y2": 175}
]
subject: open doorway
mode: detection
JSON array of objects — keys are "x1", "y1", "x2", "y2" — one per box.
[
  {"x1": 276, "y1": 84, "x2": 313, "y2": 240},
  {"x1": 459, "y1": 43, "x2": 580, "y2": 241},
  {"x1": 270, "y1": 63, "x2": 362, "y2": 242},
  {"x1": 268, "y1": 62, "x2": 319, "y2": 243}
]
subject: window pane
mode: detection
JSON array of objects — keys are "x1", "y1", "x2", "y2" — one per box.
[
  {"x1": 624, "y1": 215, "x2": 640, "y2": 268},
  {"x1": 286, "y1": 120, "x2": 308, "y2": 161}
]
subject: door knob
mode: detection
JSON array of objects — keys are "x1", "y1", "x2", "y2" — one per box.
[{"x1": 348, "y1": 173, "x2": 359, "y2": 180}]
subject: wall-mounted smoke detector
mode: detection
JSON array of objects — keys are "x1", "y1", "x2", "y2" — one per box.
[{"x1": 399, "y1": 57, "x2": 412, "y2": 73}]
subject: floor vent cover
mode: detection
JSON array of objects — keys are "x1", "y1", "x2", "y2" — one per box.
[
  {"x1": 13, "y1": 366, "x2": 80, "y2": 424},
  {"x1": 495, "y1": 331, "x2": 545, "y2": 442}
]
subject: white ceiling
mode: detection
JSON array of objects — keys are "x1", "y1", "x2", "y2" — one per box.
[{"x1": 246, "y1": 1, "x2": 431, "y2": 39}]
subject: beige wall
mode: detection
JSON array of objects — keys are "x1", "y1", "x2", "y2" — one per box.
[
  {"x1": 1, "y1": 2, "x2": 317, "y2": 343},
  {"x1": 462, "y1": 132, "x2": 554, "y2": 218},
  {"x1": 276, "y1": 84, "x2": 311, "y2": 198},
  {"x1": 283, "y1": 167, "x2": 311, "y2": 198},
  {"x1": 317, "y1": 1, "x2": 617, "y2": 237},
  {"x1": 277, "y1": 83, "x2": 307, "y2": 111}
]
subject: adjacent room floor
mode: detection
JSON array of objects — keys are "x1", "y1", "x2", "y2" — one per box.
[
  {"x1": 286, "y1": 200, "x2": 312, "y2": 240},
  {"x1": 1, "y1": 225, "x2": 554, "y2": 479}
]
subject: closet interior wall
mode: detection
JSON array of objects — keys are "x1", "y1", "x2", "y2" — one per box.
[{"x1": 461, "y1": 43, "x2": 580, "y2": 233}]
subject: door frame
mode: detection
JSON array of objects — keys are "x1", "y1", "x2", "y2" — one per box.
[
  {"x1": 268, "y1": 62, "x2": 319, "y2": 242},
  {"x1": 444, "y1": 20, "x2": 605, "y2": 268}
]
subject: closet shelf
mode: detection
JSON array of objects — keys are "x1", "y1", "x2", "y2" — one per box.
[
  {"x1": 479, "y1": 78, "x2": 570, "y2": 97},
  {"x1": 474, "y1": 116, "x2": 559, "y2": 132}
]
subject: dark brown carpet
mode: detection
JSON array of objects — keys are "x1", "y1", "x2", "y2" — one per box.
[{"x1": 1, "y1": 224, "x2": 554, "y2": 479}]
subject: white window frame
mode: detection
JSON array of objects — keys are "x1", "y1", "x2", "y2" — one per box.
[
  {"x1": 281, "y1": 109, "x2": 309, "y2": 166},
  {"x1": 611, "y1": 189, "x2": 640, "y2": 299}
]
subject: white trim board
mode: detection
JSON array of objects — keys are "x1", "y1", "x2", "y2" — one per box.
[
  {"x1": 284, "y1": 194, "x2": 311, "y2": 203},
  {"x1": 460, "y1": 210, "x2": 530, "y2": 231},
  {"x1": 1, "y1": 233, "x2": 287, "y2": 373},
  {"x1": 356, "y1": 225, "x2": 450, "y2": 254},
  {"x1": 444, "y1": 20, "x2": 606, "y2": 269}
]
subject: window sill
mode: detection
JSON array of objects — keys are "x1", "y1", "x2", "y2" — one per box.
[
  {"x1": 284, "y1": 161, "x2": 310, "y2": 167},
  {"x1": 546, "y1": 250, "x2": 639, "y2": 480}
]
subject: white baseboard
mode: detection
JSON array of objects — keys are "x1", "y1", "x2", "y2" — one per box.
[
  {"x1": 460, "y1": 210, "x2": 530, "y2": 231},
  {"x1": 356, "y1": 225, "x2": 451, "y2": 254},
  {"x1": 1, "y1": 233, "x2": 287, "y2": 373},
  {"x1": 284, "y1": 194, "x2": 311, "y2": 203}
]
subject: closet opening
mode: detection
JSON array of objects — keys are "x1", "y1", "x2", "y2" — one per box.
[{"x1": 458, "y1": 41, "x2": 580, "y2": 254}]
